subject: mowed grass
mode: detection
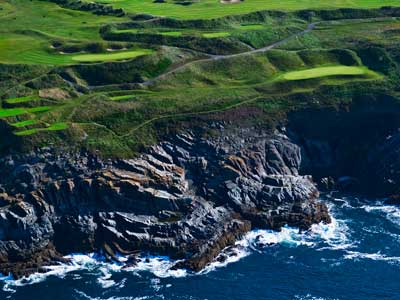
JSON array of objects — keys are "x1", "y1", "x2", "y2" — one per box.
[
  {"x1": 0, "y1": 34, "x2": 153, "y2": 65},
  {"x1": 0, "y1": 108, "x2": 27, "y2": 118},
  {"x1": 88, "y1": 0, "x2": 400, "y2": 19},
  {"x1": 282, "y1": 66, "x2": 372, "y2": 80},
  {"x1": 72, "y1": 49, "x2": 154, "y2": 62},
  {"x1": 160, "y1": 31, "x2": 183, "y2": 37},
  {"x1": 202, "y1": 32, "x2": 231, "y2": 38},
  {"x1": 10, "y1": 120, "x2": 38, "y2": 128},
  {"x1": 239, "y1": 24, "x2": 265, "y2": 30},
  {"x1": 0, "y1": 0, "x2": 127, "y2": 65},
  {"x1": 5, "y1": 95, "x2": 36, "y2": 104},
  {"x1": 14, "y1": 123, "x2": 68, "y2": 136}
]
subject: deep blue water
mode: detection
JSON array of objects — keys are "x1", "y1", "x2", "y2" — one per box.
[{"x1": 2, "y1": 194, "x2": 400, "y2": 300}]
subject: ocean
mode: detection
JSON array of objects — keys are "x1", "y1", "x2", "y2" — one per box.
[{"x1": 1, "y1": 194, "x2": 400, "y2": 300}]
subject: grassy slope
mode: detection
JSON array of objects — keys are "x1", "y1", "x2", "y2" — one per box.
[
  {"x1": 89, "y1": 0, "x2": 400, "y2": 19},
  {"x1": 0, "y1": 0, "x2": 398, "y2": 156}
]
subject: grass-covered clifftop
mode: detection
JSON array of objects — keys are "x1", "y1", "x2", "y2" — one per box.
[
  {"x1": 1, "y1": 0, "x2": 400, "y2": 157},
  {"x1": 81, "y1": 0, "x2": 400, "y2": 19}
]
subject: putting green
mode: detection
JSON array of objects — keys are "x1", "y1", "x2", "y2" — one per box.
[
  {"x1": 71, "y1": 49, "x2": 154, "y2": 62},
  {"x1": 282, "y1": 66, "x2": 369, "y2": 81}
]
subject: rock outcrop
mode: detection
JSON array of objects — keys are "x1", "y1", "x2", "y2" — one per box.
[{"x1": 0, "y1": 126, "x2": 330, "y2": 277}]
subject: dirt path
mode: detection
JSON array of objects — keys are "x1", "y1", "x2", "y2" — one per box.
[{"x1": 141, "y1": 22, "x2": 318, "y2": 86}]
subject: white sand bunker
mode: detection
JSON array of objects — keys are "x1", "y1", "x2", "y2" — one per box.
[{"x1": 220, "y1": 0, "x2": 242, "y2": 4}]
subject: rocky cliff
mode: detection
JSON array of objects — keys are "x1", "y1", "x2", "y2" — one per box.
[{"x1": 0, "y1": 125, "x2": 330, "y2": 278}]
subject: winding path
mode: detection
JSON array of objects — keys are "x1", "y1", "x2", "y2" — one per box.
[
  {"x1": 77, "y1": 22, "x2": 319, "y2": 136},
  {"x1": 141, "y1": 22, "x2": 318, "y2": 86}
]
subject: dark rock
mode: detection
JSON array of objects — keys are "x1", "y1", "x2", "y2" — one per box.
[{"x1": 0, "y1": 127, "x2": 330, "y2": 277}]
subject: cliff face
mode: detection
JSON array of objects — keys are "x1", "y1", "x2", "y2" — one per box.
[{"x1": 0, "y1": 126, "x2": 330, "y2": 278}]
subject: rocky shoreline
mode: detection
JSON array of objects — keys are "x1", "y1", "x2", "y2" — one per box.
[
  {"x1": 0, "y1": 125, "x2": 331, "y2": 278},
  {"x1": 3, "y1": 100, "x2": 400, "y2": 278}
]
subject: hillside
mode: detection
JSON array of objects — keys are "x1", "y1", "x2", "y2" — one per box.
[{"x1": 0, "y1": 0, "x2": 399, "y2": 157}]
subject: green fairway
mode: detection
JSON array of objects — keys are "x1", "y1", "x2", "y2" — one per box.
[
  {"x1": 202, "y1": 32, "x2": 231, "y2": 38},
  {"x1": 0, "y1": 108, "x2": 28, "y2": 118},
  {"x1": 0, "y1": 33, "x2": 152, "y2": 65},
  {"x1": 0, "y1": 0, "x2": 125, "y2": 65},
  {"x1": 160, "y1": 31, "x2": 183, "y2": 37},
  {"x1": 71, "y1": 49, "x2": 154, "y2": 63},
  {"x1": 282, "y1": 66, "x2": 370, "y2": 81},
  {"x1": 239, "y1": 24, "x2": 265, "y2": 30},
  {"x1": 14, "y1": 122, "x2": 69, "y2": 136},
  {"x1": 87, "y1": 0, "x2": 400, "y2": 19},
  {"x1": 10, "y1": 120, "x2": 38, "y2": 128},
  {"x1": 5, "y1": 95, "x2": 36, "y2": 104}
]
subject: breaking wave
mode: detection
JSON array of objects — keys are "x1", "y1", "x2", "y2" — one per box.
[{"x1": 2, "y1": 196, "x2": 400, "y2": 296}]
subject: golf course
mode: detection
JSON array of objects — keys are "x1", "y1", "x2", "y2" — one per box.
[
  {"x1": 84, "y1": 0, "x2": 400, "y2": 19},
  {"x1": 0, "y1": 0, "x2": 399, "y2": 156}
]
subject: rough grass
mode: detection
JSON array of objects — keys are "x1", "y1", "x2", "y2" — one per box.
[
  {"x1": 282, "y1": 66, "x2": 370, "y2": 80},
  {"x1": 87, "y1": 0, "x2": 400, "y2": 19}
]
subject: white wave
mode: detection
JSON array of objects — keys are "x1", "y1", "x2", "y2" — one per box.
[
  {"x1": 199, "y1": 225, "x2": 317, "y2": 274},
  {"x1": 294, "y1": 294, "x2": 340, "y2": 300},
  {"x1": 344, "y1": 251, "x2": 400, "y2": 264},
  {"x1": 1, "y1": 253, "x2": 125, "y2": 292},
  {"x1": 1, "y1": 200, "x2": 352, "y2": 289},
  {"x1": 310, "y1": 217, "x2": 353, "y2": 250},
  {"x1": 361, "y1": 204, "x2": 400, "y2": 226},
  {"x1": 125, "y1": 256, "x2": 187, "y2": 278},
  {"x1": 201, "y1": 212, "x2": 351, "y2": 274},
  {"x1": 74, "y1": 289, "x2": 147, "y2": 300}
]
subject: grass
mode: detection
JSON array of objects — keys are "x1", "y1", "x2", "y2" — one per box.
[
  {"x1": 160, "y1": 31, "x2": 183, "y2": 37},
  {"x1": 0, "y1": 108, "x2": 28, "y2": 118},
  {"x1": 14, "y1": 122, "x2": 68, "y2": 136},
  {"x1": 87, "y1": 0, "x2": 400, "y2": 19},
  {"x1": 239, "y1": 24, "x2": 265, "y2": 30},
  {"x1": 110, "y1": 95, "x2": 137, "y2": 101},
  {"x1": 28, "y1": 106, "x2": 52, "y2": 113},
  {"x1": 71, "y1": 49, "x2": 154, "y2": 62},
  {"x1": 0, "y1": 33, "x2": 152, "y2": 65},
  {"x1": 0, "y1": 0, "x2": 126, "y2": 65},
  {"x1": 0, "y1": 1, "x2": 395, "y2": 156},
  {"x1": 202, "y1": 32, "x2": 231, "y2": 38},
  {"x1": 282, "y1": 66, "x2": 370, "y2": 80},
  {"x1": 10, "y1": 120, "x2": 38, "y2": 128},
  {"x1": 5, "y1": 95, "x2": 36, "y2": 104}
]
